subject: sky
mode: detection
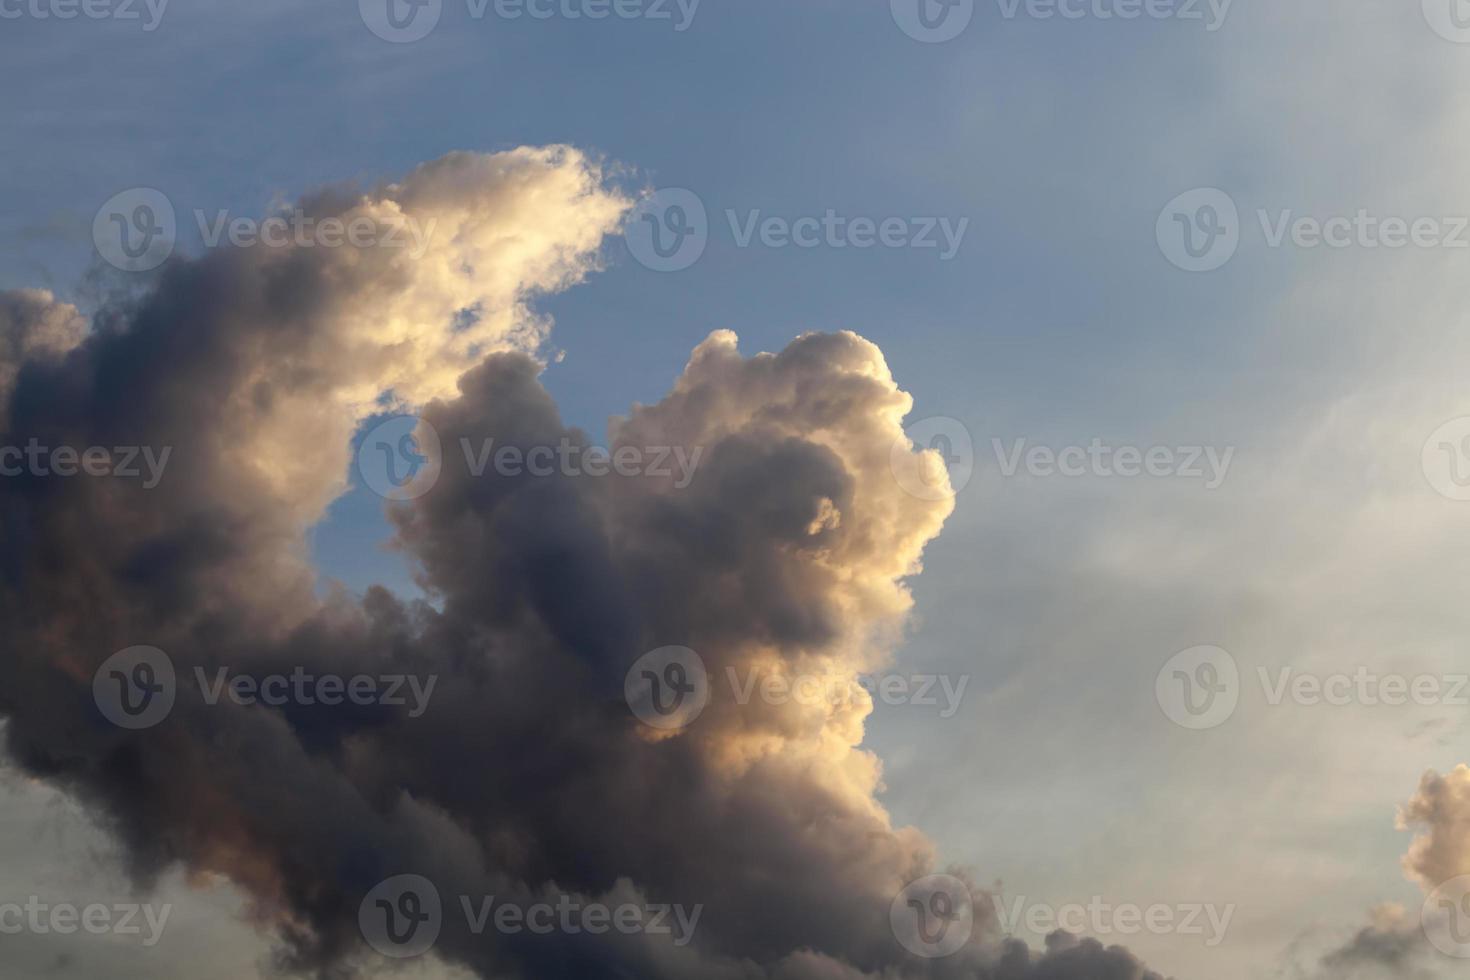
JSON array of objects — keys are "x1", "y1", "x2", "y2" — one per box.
[{"x1": 3, "y1": 1, "x2": 1470, "y2": 979}]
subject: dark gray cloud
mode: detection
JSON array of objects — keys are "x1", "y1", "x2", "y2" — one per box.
[{"x1": 0, "y1": 150, "x2": 1171, "y2": 980}]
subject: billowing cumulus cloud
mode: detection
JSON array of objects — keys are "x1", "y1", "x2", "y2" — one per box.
[
  {"x1": 1283, "y1": 769, "x2": 1470, "y2": 980},
  {"x1": 0, "y1": 149, "x2": 1166, "y2": 980},
  {"x1": 1399, "y1": 765, "x2": 1470, "y2": 892}
]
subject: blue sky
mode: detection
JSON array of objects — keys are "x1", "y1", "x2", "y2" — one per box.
[{"x1": 6, "y1": 2, "x2": 1470, "y2": 978}]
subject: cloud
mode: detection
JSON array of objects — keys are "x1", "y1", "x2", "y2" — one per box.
[
  {"x1": 0, "y1": 288, "x2": 85, "y2": 426},
  {"x1": 1399, "y1": 765, "x2": 1470, "y2": 892},
  {"x1": 0, "y1": 149, "x2": 1167, "y2": 979}
]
